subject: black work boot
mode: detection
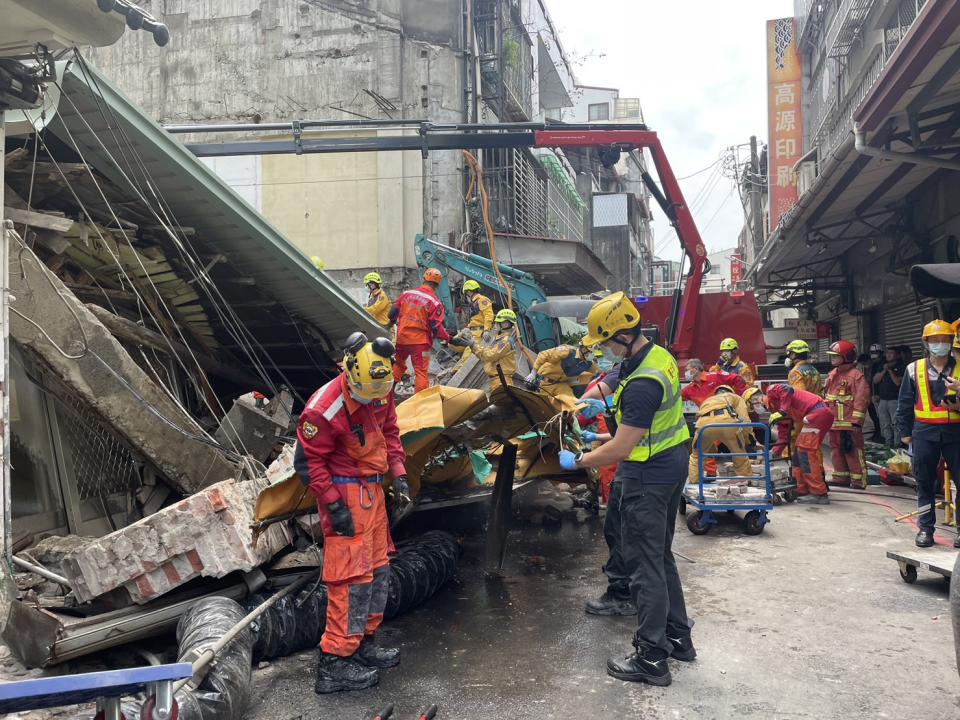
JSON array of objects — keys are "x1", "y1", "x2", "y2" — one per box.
[
  {"x1": 915, "y1": 530, "x2": 934, "y2": 548},
  {"x1": 315, "y1": 651, "x2": 379, "y2": 694},
  {"x1": 954, "y1": 534, "x2": 960, "y2": 549},
  {"x1": 585, "y1": 589, "x2": 637, "y2": 616},
  {"x1": 667, "y1": 635, "x2": 697, "y2": 662},
  {"x1": 356, "y1": 635, "x2": 401, "y2": 668},
  {"x1": 606, "y1": 643, "x2": 672, "y2": 686}
]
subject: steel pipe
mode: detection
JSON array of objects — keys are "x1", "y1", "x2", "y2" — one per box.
[{"x1": 854, "y1": 123, "x2": 960, "y2": 171}]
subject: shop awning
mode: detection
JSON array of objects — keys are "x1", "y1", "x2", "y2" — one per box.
[
  {"x1": 910, "y1": 264, "x2": 960, "y2": 299},
  {"x1": 753, "y1": 1, "x2": 960, "y2": 289}
]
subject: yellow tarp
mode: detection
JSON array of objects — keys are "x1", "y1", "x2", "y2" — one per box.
[{"x1": 253, "y1": 384, "x2": 578, "y2": 526}]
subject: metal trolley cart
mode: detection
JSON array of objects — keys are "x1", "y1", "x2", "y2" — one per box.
[{"x1": 685, "y1": 422, "x2": 773, "y2": 536}]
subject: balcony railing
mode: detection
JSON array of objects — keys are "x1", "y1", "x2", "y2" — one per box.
[{"x1": 475, "y1": 0, "x2": 533, "y2": 121}]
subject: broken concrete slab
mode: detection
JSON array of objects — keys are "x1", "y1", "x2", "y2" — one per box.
[
  {"x1": 214, "y1": 390, "x2": 292, "y2": 463},
  {"x1": 59, "y1": 478, "x2": 290, "y2": 605},
  {"x1": 8, "y1": 227, "x2": 242, "y2": 494}
]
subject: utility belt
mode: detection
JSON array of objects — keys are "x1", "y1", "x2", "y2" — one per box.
[{"x1": 332, "y1": 475, "x2": 384, "y2": 485}]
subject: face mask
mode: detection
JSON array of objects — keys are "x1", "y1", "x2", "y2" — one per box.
[
  {"x1": 684, "y1": 370, "x2": 694, "y2": 382},
  {"x1": 929, "y1": 342, "x2": 952, "y2": 357},
  {"x1": 720, "y1": 351, "x2": 733, "y2": 363},
  {"x1": 597, "y1": 344, "x2": 621, "y2": 365},
  {"x1": 784, "y1": 357, "x2": 792, "y2": 368},
  {"x1": 597, "y1": 358, "x2": 613, "y2": 372}
]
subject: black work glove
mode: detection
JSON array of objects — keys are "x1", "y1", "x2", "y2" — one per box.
[
  {"x1": 326, "y1": 499, "x2": 355, "y2": 537},
  {"x1": 391, "y1": 476, "x2": 411, "y2": 512}
]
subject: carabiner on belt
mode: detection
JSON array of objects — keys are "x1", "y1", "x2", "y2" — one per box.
[{"x1": 359, "y1": 480, "x2": 375, "y2": 510}]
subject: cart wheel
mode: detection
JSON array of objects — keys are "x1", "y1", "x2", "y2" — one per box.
[
  {"x1": 742, "y1": 510, "x2": 765, "y2": 536},
  {"x1": 679, "y1": 496, "x2": 687, "y2": 516},
  {"x1": 899, "y1": 564, "x2": 918, "y2": 584},
  {"x1": 784, "y1": 490, "x2": 798, "y2": 503},
  {"x1": 142, "y1": 696, "x2": 179, "y2": 720},
  {"x1": 687, "y1": 510, "x2": 710, "y2": 535}
]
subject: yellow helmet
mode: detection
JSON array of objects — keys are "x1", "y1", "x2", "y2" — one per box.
[
  {"x1": 743, "y1": 386, "x2": 762, "y2": 403},
  {"x1": 582, "y1": 292, "x2": 641, "y2": 347},
  {"x1": 494, "y1": 308, "x2": 517, "y2": 324},
  {"x1": 363, "y1": 272, "x2": 382, "y2": 285},
  {"x1": 786, "y1": 339, "x2": 810, "y2": 354},
  {"x1": 923, "y1": 319, "x2": 955, "y2": 339},
  {"x1": 343, "y1": 332, "x2": 395, "y2": 401},
  {"x1": 462, "y1": 279, "x2": 481, "y2": 293},
  {"x1": 720, "y1": 337, "x2": 739, "y2": 351},
  {"x1": 310, "y1": 255, "x2": 325, "y2": 270}
]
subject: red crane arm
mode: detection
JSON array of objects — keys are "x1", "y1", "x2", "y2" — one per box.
[{"x1": 533, "y1": 129, "x2": 707, "y2": 357}]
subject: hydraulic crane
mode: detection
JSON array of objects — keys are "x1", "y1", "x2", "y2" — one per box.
[{"x1": 174, "y1": 121, "x2": 766, "y2": 366}]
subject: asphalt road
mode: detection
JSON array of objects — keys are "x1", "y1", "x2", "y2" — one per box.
[{"x1": 246, "y1": 487, "x2": 959, "y2": 720}]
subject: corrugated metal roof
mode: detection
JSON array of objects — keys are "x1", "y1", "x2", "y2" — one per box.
[{"x1": 46, "y1": 60, "x2": 382, "y2": 357}]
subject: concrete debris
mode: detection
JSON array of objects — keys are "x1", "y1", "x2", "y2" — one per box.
[
  {"x1": 8, "y1": 229, "x2": 242, "y2": 495},
  {"x1": 59, "y1": 478, "x2": 291, "y2": 605},
  {"x1": 214, "y1": 389, "x2": 293, "y2": 463},
  {"x1": 265, "y1": 442, "x2": 297, "y2": 485}
]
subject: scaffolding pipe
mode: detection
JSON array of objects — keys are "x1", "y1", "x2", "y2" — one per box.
[{"x1": 11, "y1": 555, "x2": 71, "y2": 587}]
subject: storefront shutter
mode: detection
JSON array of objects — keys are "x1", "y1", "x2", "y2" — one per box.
[{"x1": 881, "y1": 298, "x2": 936, "y2": 357}]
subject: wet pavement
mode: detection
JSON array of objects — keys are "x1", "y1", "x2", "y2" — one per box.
[{"x1": 246, "y1": 488, "x2": 959, "y2": 720}]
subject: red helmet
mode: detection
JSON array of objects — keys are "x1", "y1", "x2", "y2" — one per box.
[{"x1": 827, "y1": 339, "x2": 857, "y2": 363}]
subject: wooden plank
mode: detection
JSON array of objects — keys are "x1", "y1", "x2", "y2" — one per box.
[{"x1": 4, "y1": 207, "x2": 74, "y2": 233}]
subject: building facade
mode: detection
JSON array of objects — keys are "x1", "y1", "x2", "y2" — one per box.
[
  {"x1": 751, "y1": 0, "x2": 960, "y2": 357},
  {"x1": 86, "y1": 0, "x2": 625, "y2": 301}
]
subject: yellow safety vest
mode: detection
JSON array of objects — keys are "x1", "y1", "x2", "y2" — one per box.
[
  {"x1": 913, "y1": 358, "x2": 960, "y2": 423},
  {"x1": 613, "y1": 343, "x2": 690, "y2": 462}
]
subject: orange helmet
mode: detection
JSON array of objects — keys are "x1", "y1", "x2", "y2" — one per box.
[{"x1": 423, "y1": 267, "x2": 442, "y2": 284}]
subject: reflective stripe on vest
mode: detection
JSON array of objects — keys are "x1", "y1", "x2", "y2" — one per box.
[
  {"x1": 613, "y1": 343, "x2": 690, "y2": 462},
  {"x1": 914, "y1": 358, "x2": 960, "y2": 423}
]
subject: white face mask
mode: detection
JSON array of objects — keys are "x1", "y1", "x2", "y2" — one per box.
[
  {"x1": 597, "y1": 344, "x2": 621, "y2": 366},
  {"x1": 929, "y1": 342, "x2": 952, "y2": 357},
  {"x1": 720, "y1": 351, "x2": 734, "y2": 363},
  {"x1": 784, "y1": 357, "x2": 792, "y2": 368}
]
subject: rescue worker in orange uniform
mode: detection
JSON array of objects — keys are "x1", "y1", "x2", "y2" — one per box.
[
  {"x1": 389, "y1": 267, "x2": 451, "y2": 393},
  {"x1": 766, "y1": 383, "x2": 833, "y2": 503},
  {"x1": 294, "y1": 333, "x2": 411, "y2": 694},
  {"x1": 710, "y1": 337, "x2": 756, "y2": 384},
  {"x1": 896, "y1": 320, "x2": 960, "y2": 547},
  {"x1": 824, "y1": 339, "x2": 871, "y2": 489},
  {"x1": 362, "y1": 272, "x2": 391, "y2": 327}
]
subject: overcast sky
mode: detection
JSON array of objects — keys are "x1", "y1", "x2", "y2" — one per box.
[{"x1": 548, "y1": 0, "x2": 795, "y2": 261}]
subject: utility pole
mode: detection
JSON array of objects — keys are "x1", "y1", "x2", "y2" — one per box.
[{"x1": 749, "y1": 135, "x2": 763, "y2": 256}]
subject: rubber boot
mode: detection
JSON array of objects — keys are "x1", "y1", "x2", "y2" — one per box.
[
  {"x1": 356, "y1": 635, "x2": 401, "y2": 668},
  {"x1": 585, "y1": 589, "x2": 637, "y2": 616},
  {"x1": 315, "y1": 651, "x2": 379, "y2": 694}
]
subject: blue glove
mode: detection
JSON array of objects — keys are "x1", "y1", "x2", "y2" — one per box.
[
  {"x1": 604, "y1": 395, "x2": 615, "y2": 410},
  {"x1": 581, "y1": 430, "x2": 598, "y2": 443},
  {"x1": 558, "y1": 450, "x2": 580, "y2": 471},
  {"x1": 579, "y1": 398, "x2": 606, "y2": 419}
]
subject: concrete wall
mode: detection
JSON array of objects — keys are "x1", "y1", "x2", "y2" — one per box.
[{"x1": 86, "y1": 0, "x2": 467, "y2": 286}]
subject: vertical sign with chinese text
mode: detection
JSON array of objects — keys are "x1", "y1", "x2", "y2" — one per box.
[
  {"x1": 767, "y1": 17, "x2": 803, "y2": 232},
  {"x1": 730, "y1": 253, "x2": 743, "y2": 286}
]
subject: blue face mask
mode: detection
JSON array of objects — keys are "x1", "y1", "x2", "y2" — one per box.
[
  {"x1": 597, "y1": 358, "x2": 614, "y2": 372},
  {"x1": 929, "y1": 342, "x2": 952, "y2": 357}
]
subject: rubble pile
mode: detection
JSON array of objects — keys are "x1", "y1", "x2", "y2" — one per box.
[{"x1": 58, "y1": 478, "x2": 290, "y2": 605}]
